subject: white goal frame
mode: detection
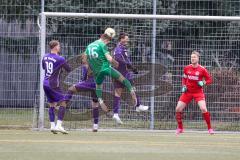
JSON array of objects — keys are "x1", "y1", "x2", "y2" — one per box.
[{"x1": 39, "y1": 12, "x2": 240, "y2": 130}]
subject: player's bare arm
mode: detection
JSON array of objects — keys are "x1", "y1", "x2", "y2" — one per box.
[
  {"x1": 105, "y1": 53, "x2": 119, "y2": 68},
  {"x1": 81, "y1": 52, "x2": 88, "y2": 65}
]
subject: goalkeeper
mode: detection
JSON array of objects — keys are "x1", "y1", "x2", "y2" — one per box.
[
  {"x1": 175, "y1": 51, "x2": 214, "y2": 135},
  {"x1": 82, "y1": 28, "x2": 137, "y2": 113}
]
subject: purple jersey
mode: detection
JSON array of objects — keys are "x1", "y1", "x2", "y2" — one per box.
[
  {"x1": 42, "y1": 53, "x2": 71, "y2": 88},
  {"x1": 113, "y1": 43, "x2": 132, "y2": 78}
]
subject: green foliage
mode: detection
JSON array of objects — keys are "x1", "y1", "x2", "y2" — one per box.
[
  {"x1": 0, "y1": 0, "x2": 39, "y2": 22},
  {"x1": 0, "y1": 0, "x2": 239, "y2": 59}
]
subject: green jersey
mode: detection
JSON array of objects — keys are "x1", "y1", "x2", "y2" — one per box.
[{"x1": 85, "y1": 39, "x2": 110, "y2": 75}]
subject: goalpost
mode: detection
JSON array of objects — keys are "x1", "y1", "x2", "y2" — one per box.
[{"x1": 39, "y1": 12, "x2": 240, "y2": 130}]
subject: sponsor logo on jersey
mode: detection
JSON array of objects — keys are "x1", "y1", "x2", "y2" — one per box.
[
  {"x1": 195, "y1": 71, "x2": 199, "y2": 76},
  {"x1": 187, "y1": 75, "x2": 199, "y2": 80}
]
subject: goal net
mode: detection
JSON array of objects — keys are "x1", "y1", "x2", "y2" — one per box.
[{"x1": 38, "y1": 12, "x2": 240, "y2": 131}]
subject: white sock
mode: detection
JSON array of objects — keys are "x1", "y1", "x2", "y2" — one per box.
[
  {"x1": 93, "y1": 124, "x2": 98, "y2": 128},
  {"x1": 50, "y1": 122, "x2": 55, "y2": 129},
  {"x1": 113, "y1": 113, "x2": 119, "y2": 117},
  {"x1": 56, "y1": 120, "x2": 62, "y2": 127}
]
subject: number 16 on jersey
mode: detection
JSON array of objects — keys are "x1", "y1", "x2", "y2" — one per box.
[{"x1": 88, "y1": 46, "x2": 98, "y2": 59}]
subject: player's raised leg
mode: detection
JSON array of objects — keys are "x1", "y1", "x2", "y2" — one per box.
[
  {"x1": 95, "y1": 83, "x2": 111, "y2": 114},
  {"x1": 175, "y1": 101, "x2": 187, "y2": 135},
  {"x1": 197, "y1": 100, "x2": 214, "y2": 134},
  {"x1": 107, "y1": 67, "x2": 138, "y2": 107},
  {"x1": 66, "y1": 76, "x2": 100, "y2": 132},
  {"x1": 94, "y1": 68, "x2": 137, "y2": 115}
]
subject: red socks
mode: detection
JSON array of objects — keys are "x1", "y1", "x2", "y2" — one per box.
[
  {"x1": 176, "y1": 112, "x2": 183, "y2": 129},
  {"x1": 176, "y1": 112, "x2": 212, "y2": 130},
  {"x1": 202, "y1": 112, "x2": 212, "y2": 129}
]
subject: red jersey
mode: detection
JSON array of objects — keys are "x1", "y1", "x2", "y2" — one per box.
[{"x1": 182, "y1": 64, "x2": 212, "y2": 93}]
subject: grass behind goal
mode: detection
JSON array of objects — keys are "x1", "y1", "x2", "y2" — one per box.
[{"x1": 1, "y1": 108, "x2": 239, "y2": 131}]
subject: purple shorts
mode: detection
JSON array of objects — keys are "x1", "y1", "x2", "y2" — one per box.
[
  {"x1": 75, "y1": 78, "x2": 97, "y2": 101},
  {"x1": 43, "y1": 84, "x2": 67, "y2": 103}
]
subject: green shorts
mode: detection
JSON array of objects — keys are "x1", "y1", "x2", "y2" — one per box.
[{"x1": 95, "y1": 67, "x2": 121, "y2": 85}]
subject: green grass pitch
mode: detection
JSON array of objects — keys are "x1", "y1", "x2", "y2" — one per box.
[{"x1": 0, "y1": 130, "x2": 239, "y2": 160}]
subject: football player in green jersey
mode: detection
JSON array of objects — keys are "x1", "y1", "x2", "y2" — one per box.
[{"x1": 83, "y1": 28, "x2": 137, "y2": 114}]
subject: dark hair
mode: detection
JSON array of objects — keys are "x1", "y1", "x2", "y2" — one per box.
[
  {"x1": 118, "y1": 32, "x2": 128, "y2": 41},
  {"x1": 49, "y1": 40, "x2": 60, "y2": 49}
]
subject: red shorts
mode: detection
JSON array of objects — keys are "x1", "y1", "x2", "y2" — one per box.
[{"x1": 179, "y1": 92, "x2": 205, "y2": 104}]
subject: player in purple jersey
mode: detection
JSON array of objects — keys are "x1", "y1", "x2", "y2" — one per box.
[
  {"x1": 42, "y1": 40, "x2": 71, "y2": 134},
  {"x1": 65, "y1": 64, "x2": 100, "y2": 132},
  {"x1": 112, "y1": 33, "x2": 149, "y2": 124}
]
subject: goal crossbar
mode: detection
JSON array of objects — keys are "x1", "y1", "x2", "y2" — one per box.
[{"x1": 43, "y1": 12, "x2": 240, "y2": 21}]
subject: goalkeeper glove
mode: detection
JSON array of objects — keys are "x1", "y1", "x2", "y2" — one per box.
[
  {"x1": 181, "y1": 86, "x2": 187, "y2": 93},
  {"x1": 198, "y1": 81, "x2": 206, "y2": 87}
]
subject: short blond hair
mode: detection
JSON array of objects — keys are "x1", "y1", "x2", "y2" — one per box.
[
  {"x1": 100, "y1": 34, "x2": 112, "y2": 41},
  {"x1": 49, "y1": 40, "x2": 59, "y2": 49},
  {"x1": 191, "y1": 51, "x2": 200, "y2": 57}
]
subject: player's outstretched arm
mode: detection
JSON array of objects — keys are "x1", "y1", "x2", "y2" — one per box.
[
  {"x1": 62, "y1": 58, "x2": 71, "y2": 72},
  {"x1": 81, "y1": 52, "x2": 88, "y2": 65},
  {"x1": 105, "y1": 53, "x2": 119, "y2": 68}
]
